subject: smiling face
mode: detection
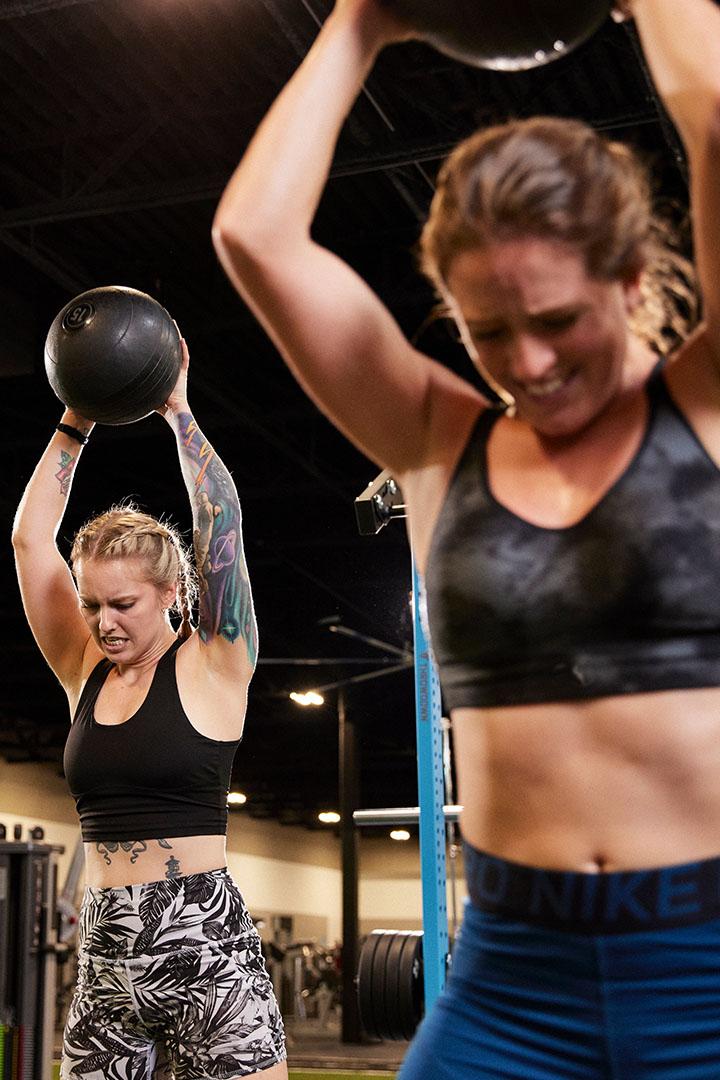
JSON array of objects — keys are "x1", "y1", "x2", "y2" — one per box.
[
  {"x1": 75, "y1": 556, "x2": 177, "y2": 664},
  {"x1": 447, "y1": 236, "x2": 640, "y2": 438}
]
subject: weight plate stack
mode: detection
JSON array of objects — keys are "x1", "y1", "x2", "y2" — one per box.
[{"x1": 357, "y1": 929, "x2": 424, "y2": 1041}]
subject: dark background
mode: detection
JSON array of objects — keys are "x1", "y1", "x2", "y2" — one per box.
[{"x1": 0, "y1": 0, "x2": 691, "y2": 828}]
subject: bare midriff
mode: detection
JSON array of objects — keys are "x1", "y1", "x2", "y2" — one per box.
[
  {"x1": 83, "y1": 833, "x2": 228, "y2": 888},
  {"x1": 453, "y1": 686, "x2": 720, "y2": 873}
]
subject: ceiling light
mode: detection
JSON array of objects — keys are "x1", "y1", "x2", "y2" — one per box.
[
  {"x1": 318, "y1": 811, "x2": 341, "y2": 824},
  {"x1": 289, "y1": 690, "x2": 325, "y2": 706},
  {"x1": 390, "y1": 829, "x2": 411, "y2": 841},
  {"x1": 227, "y1": 791, "x2": 247, "y2": 806}
]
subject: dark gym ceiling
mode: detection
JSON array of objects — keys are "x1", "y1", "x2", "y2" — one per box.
[{"x1": 0, "y1": 0, "x2": 692, "y2": 829}]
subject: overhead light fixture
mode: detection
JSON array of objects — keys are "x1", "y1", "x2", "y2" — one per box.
[
  {"x1": 227, "y1": 791, "x2": 247, "y2": 806},
  {"x1": 289, "y1": 690, "x2": 325, "y2": 706},
  {"x1": 318, "y1": 811, "x2": 341, "y2": 824},
  {"x1": 390, "y1": 829, "x2": 411, "y2": 841}
]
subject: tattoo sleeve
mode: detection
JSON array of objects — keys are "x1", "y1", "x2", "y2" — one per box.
[
  {"x1": 176, "y1": 411, "x2": 258, "y2": 662},
  {"x1": 55, "y1": 448, "x2": 77, "y2": 496}
]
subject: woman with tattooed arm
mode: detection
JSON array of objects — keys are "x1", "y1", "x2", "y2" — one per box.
[{"x1": 12, "y1": 338, "x2": 287, "y2": 1080}]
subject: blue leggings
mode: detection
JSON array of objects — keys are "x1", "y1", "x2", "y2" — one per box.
[{"x1": 398, "y1": 854, "x2": 720, "y2": 1079}]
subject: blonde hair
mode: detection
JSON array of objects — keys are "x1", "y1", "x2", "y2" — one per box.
[
  {"x1": 70, "y1": 502, "x2": 197, "y2": 640},
  {"x1": 420, "y1": 116, "x2": 698, "y2": 354}
]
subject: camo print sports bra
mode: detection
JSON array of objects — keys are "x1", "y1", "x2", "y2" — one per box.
[{"x1": 424, "y1": 369, "x2": 720, "y2": 708}]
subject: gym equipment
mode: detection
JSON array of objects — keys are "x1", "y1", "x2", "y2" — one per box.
[
  {"x1": 442, "y1": 716, "x2": 462, "y2": 937},
  {"x1": 0, "y1": 838, "x2": 64, "y2": 1080},
  {"x1": 357, "y1": 930, "x2": 423, "y2": 1041},
  {"x1": 387, "y1": 0, "x2": 613, "y2": 71},
  {"x1": 355, "y1": 805, "x2": 461, "y2": 1039},
  {"x1": 281, "y1": 940, "x2": 341, "y2": 1024},
  {"x1": 354, "y1": 471, "x2": 451, "y2": 1039},
  {"x1": 411, "y1": 556, "x2": 449, "y2": 1003},
  {"x1": 354, "y1": 806, "x2": 461, "y2": 826},
  {"x1": 44, "y1": 285, "x2": 182, "y2": 425},
  {"x1": 354, "y1": 472, "x2": 406, "y2": 535}
]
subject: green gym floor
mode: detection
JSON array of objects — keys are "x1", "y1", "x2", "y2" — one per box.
[{"x1": 53, "y1": 1069, "x2": 396, "y2": 1080}]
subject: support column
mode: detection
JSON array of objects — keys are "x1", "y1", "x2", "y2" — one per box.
[
  {"x1": 338, "y1": 687, "x2": 362, "y2": 1042},
  {"x1": 411, "y1": 560, "x2": 449, "y2": 1011}
]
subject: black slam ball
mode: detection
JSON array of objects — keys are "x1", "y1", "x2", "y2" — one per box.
[
  {"x1": 44, "y1": 286, "x2": 182, "y2": 425},
  {"x1": 387, "y1": 0, "x2": 613, "y2": 71}
]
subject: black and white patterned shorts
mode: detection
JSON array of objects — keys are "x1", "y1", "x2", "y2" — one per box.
[{"x1": 61, "y1": 867, "x2": 286, "y2": 1079}]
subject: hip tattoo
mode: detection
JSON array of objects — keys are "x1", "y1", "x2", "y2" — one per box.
[{"x1": 94, "y1": 838, "x2": 181, "y2": 878}]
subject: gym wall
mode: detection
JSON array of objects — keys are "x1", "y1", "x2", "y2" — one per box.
[{"x1": 359, "y1": 838, "x2": 468, "y2": 935}]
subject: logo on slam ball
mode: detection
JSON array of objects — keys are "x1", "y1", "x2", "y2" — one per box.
[{"x1": 62, "y1": 301, "x2": 95, "y2": 331}]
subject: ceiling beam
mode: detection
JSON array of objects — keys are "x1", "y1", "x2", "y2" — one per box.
[
  {"x1": 0, "y1": 109, "x2": 664, "y2": 230},
  {"x1": 0, "y1": 228, "x2": 89, "y2": 291},
  {"x1": 0, "y1": 0, "x2": 95, "y2": 15}
]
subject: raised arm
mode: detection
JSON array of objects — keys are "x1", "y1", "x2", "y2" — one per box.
[
  {"x1": 624, "y1": 0, "x2": 720, "y2": 355},
  {"x1": 12, "y1": 410, "x2": 95, "y2": 700},
  {"x1": 162, "y1": 342, "x2": 257, "y2": 683},
  {"x1": 212, "y1": 0, "x2": 481, "y2": 474}
]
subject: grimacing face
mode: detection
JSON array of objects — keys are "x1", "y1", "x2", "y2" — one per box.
[
  {"x1": 446, "y1": 236, "x2": 641, "y2": 439},
  {"x1": 75, "y1": 555, "x2": 177, "y2": 663}
]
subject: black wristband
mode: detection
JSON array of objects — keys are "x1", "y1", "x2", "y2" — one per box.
[{"x1": 56, "y1": 423, "x2": 89, "y2": 446}]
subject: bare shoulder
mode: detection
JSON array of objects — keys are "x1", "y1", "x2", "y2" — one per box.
[
  {"x1": 400, "y1": 369, "x2": 488, "y2": 571},
  {"x1": 663, "y1": 325, "x2": 720, "y2": 466},
  {"x1": 173, "y1": 631, "x2": 250, "y2": 741}
]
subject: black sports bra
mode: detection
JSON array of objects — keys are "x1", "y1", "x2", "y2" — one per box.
[{"x1": 424, "y1": 370, "x2": 720, "y2": 708}]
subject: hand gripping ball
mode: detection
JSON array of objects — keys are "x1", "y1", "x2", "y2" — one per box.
[{"x1": 44, "y1": 286, "x2": 182, "y2": 425}]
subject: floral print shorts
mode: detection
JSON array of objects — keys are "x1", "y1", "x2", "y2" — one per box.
[{"x1": 61, "y1": 867, "x2": 286, "y2": 1079}]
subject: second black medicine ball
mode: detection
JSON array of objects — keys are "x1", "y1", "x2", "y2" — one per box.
[{"x1": 44, "y1": 286, "x2": 182, "y2": 425}]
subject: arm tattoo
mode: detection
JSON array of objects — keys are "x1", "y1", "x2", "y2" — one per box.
[
  {"x1": 177, "y1": 412, "x2": 257, "y2": 662},
  {"x1": 55, "y1": 449, "x2": 76, "y2": 496}
]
